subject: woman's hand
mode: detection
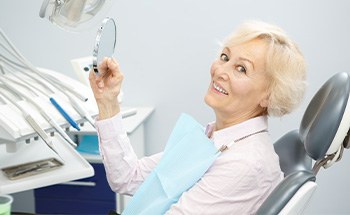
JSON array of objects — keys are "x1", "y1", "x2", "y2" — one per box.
[{"x1": 89, "y1": 57, "x2": 123, "y2": 120}]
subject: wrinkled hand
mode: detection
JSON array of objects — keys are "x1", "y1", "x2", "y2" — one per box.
[{"x1": 89, "y1": 57, "x2": 123, "y2": 119}]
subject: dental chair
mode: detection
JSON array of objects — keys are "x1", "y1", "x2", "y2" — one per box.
[{"x1": 256, "y1": 72, "x2": 350, "y2": 215}]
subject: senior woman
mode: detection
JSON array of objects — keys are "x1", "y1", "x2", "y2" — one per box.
[{"x1": 89, "y1": 20, "x2": 306, "y2": 214}]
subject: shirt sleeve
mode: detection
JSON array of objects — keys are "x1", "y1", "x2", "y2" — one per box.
[{"x1": 95, "y1": 113, "x2": 162, "y2": 195}]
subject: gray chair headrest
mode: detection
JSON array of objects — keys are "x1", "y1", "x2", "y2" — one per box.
[{"x1": 299, "y1": 72, "x2": 350, "y2": 161}]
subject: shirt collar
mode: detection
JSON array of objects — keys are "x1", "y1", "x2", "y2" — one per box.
[{"x1": 205, "y1": 115, "x2": 268, "y2": 147}]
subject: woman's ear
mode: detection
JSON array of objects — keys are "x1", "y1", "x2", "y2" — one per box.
[{"x1": 259, "y1": 95, "x2": 269, "y2": 108}]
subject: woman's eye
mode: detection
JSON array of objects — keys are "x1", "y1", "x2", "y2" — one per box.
[
  {"x1": 236, "y1": 65, "x2": 247, "y2": 73},
  {"x1": 220, "y1": 53, "x2": 229, "y2": 62}
]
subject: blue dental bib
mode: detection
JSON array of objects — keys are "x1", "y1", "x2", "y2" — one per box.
[{"x1": 122, "y1": 113, "x2": 218, "y2": 215}]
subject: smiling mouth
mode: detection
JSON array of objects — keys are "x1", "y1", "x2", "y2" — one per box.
[{"x1": 213, "y1": 82, "x2": 228, "y2": 95}]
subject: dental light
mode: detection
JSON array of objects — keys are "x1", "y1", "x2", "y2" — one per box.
[{"x1": 39, "y1": 0, "x2": 113, "y2": 32}]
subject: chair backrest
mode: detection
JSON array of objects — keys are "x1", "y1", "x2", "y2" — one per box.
[
  {"x1": 273, "y1": 129, "x2": 312, "y2": 176},
  {"x1": 256, "y1": 72, "x2": 350, "y2": 215}
]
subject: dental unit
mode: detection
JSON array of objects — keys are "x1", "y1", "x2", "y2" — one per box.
[{"x1": 0, "y1": 27, "x2": 97, "y2": 194}]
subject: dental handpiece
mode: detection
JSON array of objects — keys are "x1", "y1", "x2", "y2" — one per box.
[
  {"x1": 24, "y1": 113, "x2": 58, "y2": 154},
  {"x1": 50, "y1": 97, "x2": 81, "y2": 131},
  {"x1": 68, "y1": 95, "x2": 96, "y2": 128},
  {"x1": 39, "y1": 109, "x2": 77, "y2": 148},
  {"x1": 24, "y1": 113, "x2": 64, "y2": 162}
]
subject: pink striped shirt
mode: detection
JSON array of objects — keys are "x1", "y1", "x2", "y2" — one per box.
[{"x1": 96, "y1": 113, "x2": 283, "y2": 214}]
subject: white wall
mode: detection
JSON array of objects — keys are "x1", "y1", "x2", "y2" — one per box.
[{"x1": 1, "y1": 0, "x2": 350, "y2": 214}]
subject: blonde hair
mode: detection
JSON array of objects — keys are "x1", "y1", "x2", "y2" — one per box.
[{"x1": 223, "y1": 21, "x2": 307, "y2": 116}]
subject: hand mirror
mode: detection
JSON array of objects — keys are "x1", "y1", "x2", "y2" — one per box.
[{"x1": 92, "y1": 17, "x2": 116, "y2": 75}]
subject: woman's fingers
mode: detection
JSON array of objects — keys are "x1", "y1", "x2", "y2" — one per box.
[
  {"x1": 108, "y1": 58, "x2": 120, "y2": 76},
  {"x1": 98, "y1": 57, "x2": 109, "y2": 72},
  {"x1": 98, "y1": 57, "x2": 123, "y2": 85},
  {"x1": 88, "y1": 70, "x2": 102, "y2": 94},
  {"x1": 96, "y1": 57, "x2": 115, "y2": 81},
  {"x1": 90, "y1": 57, "x2": 123, "y2": 100}
]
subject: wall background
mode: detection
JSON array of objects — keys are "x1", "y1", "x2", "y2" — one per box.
[{"x1": 1, "y1": 0, "x2": 350, "y2": 214}]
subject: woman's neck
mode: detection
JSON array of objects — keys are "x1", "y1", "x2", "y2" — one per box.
[{"x1": 214, "y1": 108, "x2": 266, "y2": 131}]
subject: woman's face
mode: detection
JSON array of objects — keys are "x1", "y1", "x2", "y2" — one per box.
[{"x1": 204, "y1": 38, "x2": 270, "y2": 128}]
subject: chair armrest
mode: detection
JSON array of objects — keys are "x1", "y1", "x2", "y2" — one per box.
[{"x1": 256, "y1": 171, "x2": 316, "y2": 215}]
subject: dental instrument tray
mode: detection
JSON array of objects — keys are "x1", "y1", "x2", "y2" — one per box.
[
  {"x1": 0, "y1": 133, "x2": 94, "y2": 194},
  {"x1": 2, "y1": 158, "x2": 63, "y2": 180}
]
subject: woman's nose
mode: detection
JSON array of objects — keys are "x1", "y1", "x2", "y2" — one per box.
[{"x1": 211, "y1": 62, "x2": 229, "y2": 80}]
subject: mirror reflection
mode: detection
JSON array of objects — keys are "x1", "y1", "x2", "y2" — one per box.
[{"x1": 92, "y1": 17, "x2": 116, "y2": 74}]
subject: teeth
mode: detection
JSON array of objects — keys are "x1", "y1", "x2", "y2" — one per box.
[{"x1": 213, "y1": 82, "x2": 228, "y2": 95}]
